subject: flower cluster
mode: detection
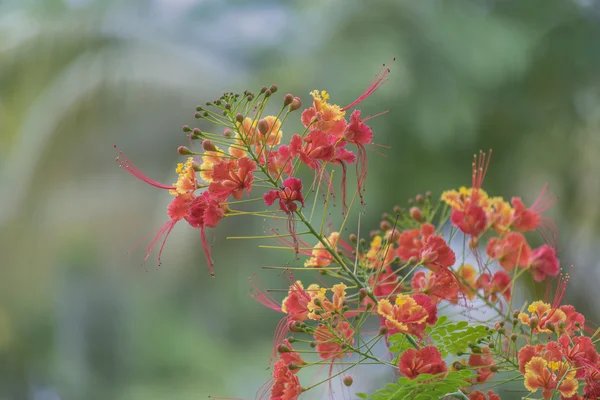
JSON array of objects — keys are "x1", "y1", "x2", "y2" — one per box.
[{"x1": 118, "y1": 63, "x2": 597, "y2": 400}]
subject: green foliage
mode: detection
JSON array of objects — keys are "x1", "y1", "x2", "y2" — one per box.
[
  {"x1": 358, "y1": 370, "x2": 473, "y2": 400},
  {"x1": 426, "y1": 317, "x2": 490, "y2": 357},
  {"x1": 387, "y1": 316, "x2": 491, "y2": 358}
]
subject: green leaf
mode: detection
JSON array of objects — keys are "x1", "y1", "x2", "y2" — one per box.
[{"x1": 366, "y1": 370, "x2": 474, "y2": 400}]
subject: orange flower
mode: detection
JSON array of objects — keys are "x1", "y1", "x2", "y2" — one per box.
[
  {"x1": 519, "y1": 301, "x2": 567, "y2": 334},
  {"x1": 281, "y1": 281, "x2": 321, "y2": 322},
  {"x1": 523, "y1": 357, "x2": 578, "y2": 399},
  {"x1": 486, "y1": 232, "x2": 532, "y2": 271},
  {"x1": 300, "y1": 90, "x2": 347, "y2": 136},
  {"x1": 457, "y1": 264, "x2": 478, "y2": 300},
  {"x1": 377, "y1": 294, "x2": 429, "y2": 335},
  {"x1": 208, "y1": 157, "x2": 256, "y2": 200},
  {"x1": 304, "y1": 232, "x2": 339, "y2": 268},
  {"x1": 486, "y1": 196, "x2": 513, "y2": 234},
  {"x1": 307, "y1": 283, "x2": 347, "y2": 320},
  {"x1": 169, "y1": 157, "x2": 198, "y2": 199}
]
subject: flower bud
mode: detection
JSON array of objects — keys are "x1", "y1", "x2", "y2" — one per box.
[
  {"x1": 288, "y1": 363, "x2": 301, "y2": 371},
  {"x1": 182, "y1": 125, "x2": 192, "y2": 132},
  {"x1": 235, "y1": 113, "x2": 244, "y2": 123},
  {"x1": 452, "y1": 361, "x2": 465, "y2": 370},
  {"x1": 378, "y1": 326, "x2": 388, "y2": 335},
  {"x1": 380, "y1": 221, "x2": 391, "y2": 231},
  {"x1": 409, "y1": 207, "x2": 423, "y2": 222},
  {"x1": 416, "y1": 194, "x2": 425, "y2": 204},
  {"x1": 258, "y1": 119, "x2": 269, "y2": 135},
  {"x1": 343, "y1": 376, "x2": 353, "y2": 387},
  {"x1": 202, "y1": 140, "x2": 216, "y2": 152},
  {"x1": 277, "y1": 344, "x2": 291, "y2": 353},
  {"x1": 358, "y1": 288, "x2": 368, "y2": 301},
  {"x1": 178, "y1": 146, "x2": 192, "y2": 156},
  {"x1": 290, "y1": 97, "x2": 302, "y2": 111},
  {"x1": 386, "y1": 229, "x2": 400, "y2": 243},
  {"x1": 283, "y1": 93, "x2": 294, "y2": 106},
  {"x1": 269, "y1": 84, "x2": 278, "y2": 93}
]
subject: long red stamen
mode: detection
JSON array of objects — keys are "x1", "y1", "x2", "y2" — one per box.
[
  {"x1": 115, "y1": 145, "x2": 176, "y2": 190},
  {"x1": 340, "y1": 59, "x2": 394, "y2": 111}
]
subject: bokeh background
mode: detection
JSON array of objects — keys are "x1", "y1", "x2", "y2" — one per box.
[{"x1": 2, "y1": 0, "x2": 600, "y2": 399}]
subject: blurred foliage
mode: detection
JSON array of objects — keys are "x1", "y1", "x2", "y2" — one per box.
[{"x1": 1, "y1": 0, "x2": 600, "y2": 399}]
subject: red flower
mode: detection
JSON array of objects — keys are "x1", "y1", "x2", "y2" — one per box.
[
  {"x1": 450, "y1": 204, "x2": 487, "y2": 237},
  {"x1": 486, "y1": 232, "x2": 532, "y2": 271},
  {"x1": 510, "y1": 185, "x2": 557, "y2": 246},
  {"x1": 398, "y1": 346, "x2": 447, "y2": 380},
  {"x1": 477, "y1": 271, "x2": 512, "y2": 303},
  {"x1": 518, "y1": 344, "x2": 545, "y2": 374},
  {"x1": 264, "y1": 177, "x2": 305, "y2": 214},
  {"x1": 314, "y1": 321, "x2": 355, "y2": 360},
  {"x1": 278, "y1": 339, "x2": 305, "y2": 368},
  {"x1": 370, "y1": 264, "x2": 405, "y2": 301},
  {"x1": 342, "y1": 110, "x2": 373, "y2": 203},
  {"x1": 185, "y1": 192, "x2": 226, "y2": 276},
  {"x1": 419, "y1": 235, "x2": 456, "y2": 272},
  {"x1": 469, "y1": 391, "x2": 501, "y2": 400},
  {"x1": 528, "y1": 245, "x2": 559, "y2": 282},
  {"x1": 208, "y1": 157, "x2": 256, "y2": 200},
  {"x1": 289, "y1": 131, "x2": 335, "y2": 169},
  {"x1": 468, "y1": 346, "x2": 496, "y2": 383},
  {"x1": 558, "y1": 335, "x2": 599, "y2": 378},
  {"x1": 412, "y1": 271, "x2": 460, "y2": 304},
  {"x1": 407, "y1": 293, "x2": 438, "y2": 339},
  {"x1": 263, "y1": 146, "x2": 293, "y2": 180},
  {"x1": 270, "y1": 360, "x2": 303, "y2": 400},
  {"x1": 559, "y1": 305, "x2": 585, "y2": 335},
  {"x1": 397, "y1": 223, "x2": 435, "y2": 262}
]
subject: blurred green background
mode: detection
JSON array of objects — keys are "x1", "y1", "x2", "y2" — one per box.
[{"x1": 2, "y1": 0, "x2": 600, "y2": 399}]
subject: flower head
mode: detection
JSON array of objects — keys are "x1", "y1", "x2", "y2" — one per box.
[
  {"x1": 208, "y1": 157, "x2": 256, "y2": 200},
  {"x1": 398, "y1": 346, "x2": 447, "y2": 380},
  {"x1": 528, "y1": 244, "x2": 560, "y2": 282},
  {"x1": 377, "y1": 294, "x2": 430, "y2": 335},
  {"x1": 523, "y1": 357, "x2": 578, "y2": 399},
  {"x1": 264, "y1": 177, "x2": 305, "y2": 214},
  {"x1": 486, "y1": 232, "x2": 532, "y2": 271}
]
